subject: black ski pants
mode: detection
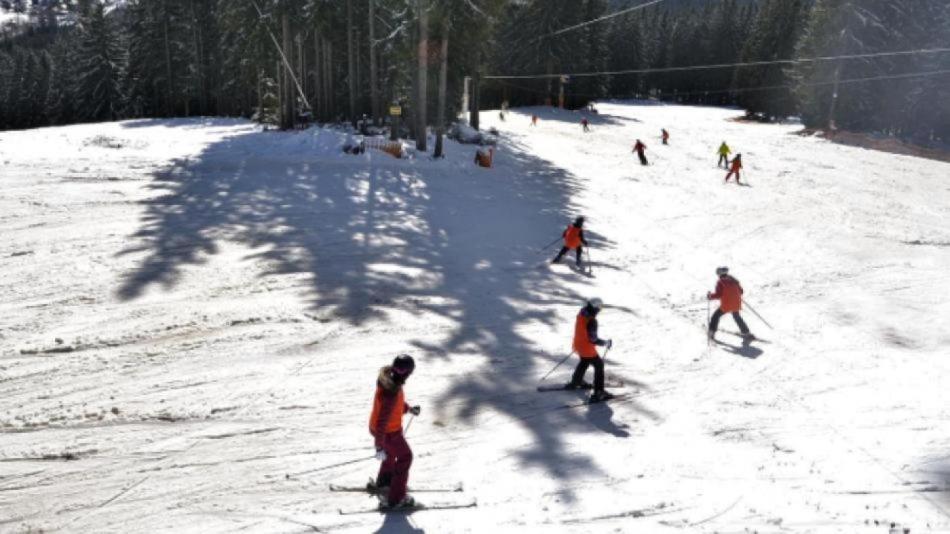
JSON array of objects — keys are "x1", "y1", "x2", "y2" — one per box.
[
  {"x1": 709, "y1": 308, "x2": 750, "y2": 334},
  {"x1": 553, "y1": 246, "x2": 583, "y2": 264},
  {"x1": 637, "y1": 151, "x2": 648, "y2": 165},
  {"x1": 570, "y1": 356, "x2": 605, "y2": 392},
  {"x1": 718, "y1": 154, "x2": 729, "y2": 168}
]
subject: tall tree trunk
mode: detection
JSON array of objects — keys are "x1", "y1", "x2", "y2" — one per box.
[
  {"x1": 347, "y1": 0, "x2": 357, "y2": 126},
  {"x1": 281, "y1": 12, "x2": 295, "y2": 130},
  {"x1": 325, "y1": 39, "x2": 333, "y2": 120},
  {"x1": 368, "y1": 0, "x2": 380, "y2": 125},
  {"x1": 163, "y1": 5, "x2": 174, "y2": 116},
  {"x1": 433, "y1": 20, "x2": 448, "y2": 158},
  {"x1": 189, "y1": 0, "x2": 206, "y2": 115},
  {"x1": 297, "y1": 34, "x2": 305, "y2": 103},
  {"x1": 416, "y1": 0, "x2": 428, "y2": 151},
  {"x1": 313, "y1": 31, "x2": 324, "y2": 120}
]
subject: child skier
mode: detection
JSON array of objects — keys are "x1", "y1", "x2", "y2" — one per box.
[
  {"x1": 724, "y1": 153, "x2": 743, "y2": 183},
  {"x1": 707, "y1": 267, "x2": 753, "y2": 341},
  {"x1": 661, "y1": 128, "x2": 669, "y2": 145},
  {"x1": 581, "y1": 117, "x2": 591, "y2": 133},
  {"x1": 569, "y1": 298, "x2": 614, "y2": 402},
  {"x1": 369, "y1": 354, "x2": 421, "y2": 509},
  {"x1": 551, "y1": 216, "x2": 588, "y2": 267},
  {"x1": 717, "y1": 141, "x2": 731, "y2": 168},
  {"x1": 633, "y1": 139, "x2": 648, "y2": 165},
  {"x1": 531, "y1": 115, "x2": 539, "y2": 126}
]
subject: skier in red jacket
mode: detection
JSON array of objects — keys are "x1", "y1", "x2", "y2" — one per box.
[
  {"x1": 707, "y1": 267, "x2": 753, "y2": 341},
  {"x1": 661, "y1": 128, "x2": 669, "y2": 145},
  {"x1": 552, "y1": 216, "x2": 589, "y2": 267},
  {"x1": 569, "y1": 298, "x2": 614, "y2": 402},
  {"x1": 369, "y1": 355, "x2": 421, "y2": 509},
  {"x1": 724, "y1": 154, "x2": 743, "y2": 184},
  {"x1": 633, "y1": 139, "x2": 648, "y2": 165},
  {"x1": 581, "y1": 117, "x2": 591, "y2": 133}
]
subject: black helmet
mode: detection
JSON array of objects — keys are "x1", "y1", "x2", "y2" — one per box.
[
  {"x1": 574, "y1": 216, "x2": 585, "y2": 226},
  {"x1": 716, "y1": 266, "x2": 729, "y2": 276},
  {"x1": 392, "y1": 354, "x2": 415, "y2": 377}
]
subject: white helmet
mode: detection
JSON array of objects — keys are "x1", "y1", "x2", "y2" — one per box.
[
  {"x1": 587, "y1": 297, "x2": 603, "y2": 309},
  {"x1": 716, "y1": 266, "x2": 729, "y2": 276}
]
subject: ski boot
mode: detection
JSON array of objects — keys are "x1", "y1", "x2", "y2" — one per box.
[{"x1": 589, "y1": 390, "x2": 615, "y2": 403}]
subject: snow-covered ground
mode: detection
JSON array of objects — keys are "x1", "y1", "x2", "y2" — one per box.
[{"x1": 1, "y1": 103, "x2": 948, "y2": 533}]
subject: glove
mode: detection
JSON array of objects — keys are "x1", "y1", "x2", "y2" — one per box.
[
  {"x1": 606, "y1": 339, "x2": 613, "y2": 350},
  {"x1": 706, "y1": 292, "x2": 713, "y2": 300},
  {"x1": 375, "y1": 449, "x2": 387, "y2": 462},
  {"x1": 409, "y1": 405, "x2": 421, "y2": 416}
]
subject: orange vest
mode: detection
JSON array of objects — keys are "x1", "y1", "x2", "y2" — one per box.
[
  {"x1": 717, "y1": 277, "x2": 743, "y2": 313},
  {"x1": 369, "y1": 386, "x2": 404, "y2": 434},
  {"x1": 573, "y1": 313, "x2": 598, "y2": 359},
  {"x1": 564, "y1": 226, "x2": 582, "y2": 249}
]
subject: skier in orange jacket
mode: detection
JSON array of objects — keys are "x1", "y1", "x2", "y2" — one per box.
[
  {"x1": 724, "y1": 154, "x2": 743, "y2": 183},
  {"x1": 707, "y1": 267, "x2": 753, "y2": 341},
  {"x1": 569, "y1": 298, "x2": 614, "y2": 402},
  {"x1": 369, "y1": 355, "x2": 421, "y2": 509},
  {"x1": 661, "y1": 128, "x2": 669, "y2": 145},
  {"x1": 551, "y1": 216, "x2": 588, "y2": 267}
]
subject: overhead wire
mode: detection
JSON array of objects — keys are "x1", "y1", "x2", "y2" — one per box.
[
  {"x1": 485, "y1": 47, "x2": 950, "y2": 80},
  {"x1": 533, "y1": 0, "x2": 668, "y2": 41}
]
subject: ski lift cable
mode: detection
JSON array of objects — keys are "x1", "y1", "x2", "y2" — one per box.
[
  {"x1": 533, "y1": 0, "x2": 668, "y2": 42},
  {"x1": 489, "y1": 68, "x2": 950, "y2": 100},
  {"x1": 249, "y1": 0, "x2": 312, "y2": 111},
  {"x1": 485, "y1": 47, "x2": 950, "y2": 80}
]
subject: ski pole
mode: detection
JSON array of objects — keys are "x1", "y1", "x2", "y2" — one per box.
[
  {"x1": 585, "y1": 247, "x2": 593, "y2": 276},
  {"x1": 540, "y1": 350, "x2": 575, "y2": 382},
  {"x1": 403, "y1": 415, "x2": 415, "y2": 436},
  {"x1": 742, "y1": 299, "x2": 773, "y2": 329},
  {"x1": 706, "y1": 298, "x2": 711, "y2": 347},
  {"x1": 540, "y1": 236, "x2": 561, "y2": 253}
]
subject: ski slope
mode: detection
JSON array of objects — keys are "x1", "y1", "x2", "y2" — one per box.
[{"x1": 1, "y1": 103, "x2": 949, "y2": 533}]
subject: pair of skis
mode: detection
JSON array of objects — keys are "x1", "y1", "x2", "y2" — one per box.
[
  {"x1": 536, "y1": 380, "x2": 628, "y2": 405},
  {"x1": 331, "y1": 481, "x2": 475, "y2": 514}
]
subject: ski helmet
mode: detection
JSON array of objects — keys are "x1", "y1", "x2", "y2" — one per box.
[
  {"x1": 587, "y1": 297, "x2": 603, "y2": 310},
  {"x1": 392, "y1": 354, "x2": 415, "y2": 376},
  {"x1": 716, "y1": 266, "x2": 729, "y2": 276},
  {"x1": 574, "y1": 216, "x2": 585, "y2": 226}
]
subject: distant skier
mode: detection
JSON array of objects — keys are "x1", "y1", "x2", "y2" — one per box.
[
  {"x1": 581, "y1": 117, "x2": 591, "y2": 133},
  {"x1": 661, "y1": 128, "x2": 669, "y2": 145},
  {"x1": 569, "y1": 298, "x2": 614, "y2": 402},
  {"x1": 717, "y1": 141, "x2": 731, "y2": 168},
  {"x1": 633, "y1": 139, "x2": 648, "y2": 165},
  {"x1": 369, "y1": 354, "x2": 421, "y2": 509},
  {"x1": 499, "y1": 110, "x2": 506, "y2": 122},
  {"x1": 707, "y1": 267, "x2": 753, "y2": 341},
  {"x1": 724, "y1": 153, "x2": 743, "y2": 184},
  {"x1": 531, "y1": 115, "x2": 539, "y2": 127},
  {"x1": 551, "y1": 216, "x2": 588, "y2": 267}
]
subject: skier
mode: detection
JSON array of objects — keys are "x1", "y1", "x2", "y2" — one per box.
[
  {"x1": 633, "y1": 139, "x2": 648, "y2": 166},
  {"x1": 724, "y1": 153, "x2": 743, "y2": 184},
  {"x1": 531, "y1": 115, "x2": 539, "y2": 126},
  {"x1": 369, "y1": 354, "x2": 421, "y2": 509},
  {"x1": 661, "y1": 128, "x2": 669, "y2": 145},
  {"x1": 551, "y1": 216, "x2": 588, "y2": 267},
  {"x1": 569, "y1": 298, "x2": 614, "y2": 402},
  {"x1": 707, "y1": 267, "x2": 753, "y2": 341},
  {"x1": 717, "y1": 141, "x2": 731, "y2": 168},
  {"x1": 581, "y1": 117, "x2": 591, "y2": 133}
]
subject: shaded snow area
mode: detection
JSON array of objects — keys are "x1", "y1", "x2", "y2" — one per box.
[{"x1": 1, "y1": 103, "x2": 949, "y2": 533}]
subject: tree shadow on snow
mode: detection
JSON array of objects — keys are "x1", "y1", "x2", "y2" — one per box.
[
  {"x1": 113, "y1": 120, "x2": 653, "y2": 500},
  {"x1": 373, "y1": 512, "x2": 425, "y2": 534}
]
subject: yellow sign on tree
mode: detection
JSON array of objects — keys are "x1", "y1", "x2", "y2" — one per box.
[{"x1": 390, "y1": 106, "x2": 402, "y2": 116}]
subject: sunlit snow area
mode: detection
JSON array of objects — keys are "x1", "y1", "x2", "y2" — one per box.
[{"x1": 2, "y1": 102, "x2": 949, "y2": 533}]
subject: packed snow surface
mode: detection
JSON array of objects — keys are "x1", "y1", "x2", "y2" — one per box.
[{"x1": 1, "y1": 103, "x2": 949, "y2": 533}]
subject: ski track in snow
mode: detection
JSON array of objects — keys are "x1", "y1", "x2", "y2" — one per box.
[{"x1": 1, "y1": 107, "x2": 949, "y2": 533}]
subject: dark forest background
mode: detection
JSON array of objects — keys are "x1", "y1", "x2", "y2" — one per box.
[{"x1": 1, "y1": 0, "x2": 948, "y2": 143}]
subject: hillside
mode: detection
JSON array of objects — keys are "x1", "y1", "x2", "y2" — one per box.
[{"x1": 1, "y1": 102, "x2": 949, "y2": 533}]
